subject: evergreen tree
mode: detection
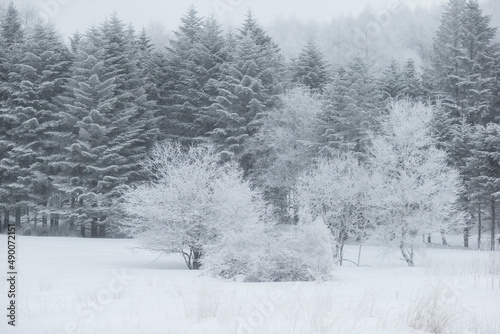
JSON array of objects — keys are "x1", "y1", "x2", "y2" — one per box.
[
  {"x1": 1, "y1": 2, "x2": 23, "y2": 47},
  {"x1": 431, "y1": 0, "x2": 499, "y2": 246},
  {"x1": 400, "y1": 58, "x2": 425, "y2": 100},
  {"x1": 238, "y1": 9, "x2": 285, "y2": 105},
  {"x1": 431, "y1": 0, "x2": 499, "y2": 129},
  {"x1": 379, "y1": 58, "x2": 424, "y2": 102},
  {"x1": 56, "y1": 16, "x2": 159, "y2": 238},
  {"x1": 207, "y1": 33, "x2": 266, "y2": 160},
  {"x1": 379, "y1": 59, "x2": 401, "y2": 101},
  {"x1": 466, "y1": 124, "x2": 500, "y2": 250},
  {"x1": 206, "y1": 13, "x2": 285, "y2": 169},
  {"x1": 0, "y1": 23, "x2": 71, "y2": 230},
  {"x1": 158, "y1": 6, "x2": 205, "y2": 142},
  {"x1": 291, "y1": 39, "x2": 331, "y2": 92},
  {"x1": 320, "y1": 57, "x2": 382, "y2": 157}
]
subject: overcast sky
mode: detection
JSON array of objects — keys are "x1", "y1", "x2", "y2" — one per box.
[{"x1": 10, "y1": 0, "x2": 450, "y2": 37}]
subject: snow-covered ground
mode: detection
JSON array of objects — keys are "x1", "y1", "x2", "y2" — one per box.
[{"x1": 0, "y1": 234, "x2": 499, "y2": 334}]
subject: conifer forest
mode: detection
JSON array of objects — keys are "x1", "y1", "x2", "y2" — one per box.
[
  {"x1": 1, "y1": 1, "x2": 500, "y2": 333},
  {"x1": 0, "y1": 0, "x2": 500, "y2": 269}
]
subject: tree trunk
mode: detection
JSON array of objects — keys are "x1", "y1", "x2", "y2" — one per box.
[
  {"x1": 3, "y1": 209, "x2": 8, "y2": 230},
  {"x1": 98, "y1": 224, "x2": 106, "y2": 238},
  {"x1": 50, "y1": 215, "x2": 55, "y2": 229},
  {"x1": 464, "y1": 226, "x2": 469, "y2": 248},
  {"x1": 478, "y1": 203, "x2": 482, "y2": 250},
  {"x1": 42, "y1": 213, "x2": 47, "y2": 229},
  {"x1": 491, "y1": 198, "x2": 496, "y2": 251},
  {"x1": 427, "y1": 234, "x2": 431, "y2": 243},
  {"x1": 15, "y1": 207, "x2": 21, "y2": 229},
  {"x1": 80, "y1": 223, "x2": 86, "y2": 237},
  {"x1": 69, "y1": 196, "x2": 75, "y2": 231},
  {"x1": 441, "y1": 230, "x2": 447, "y2": 246},
  {"x1": 192, "y1": 249, "x2": 202, "y2": 270},
  {"x1": 400, "y1": 242, "x2": 414, "y2": 267},
  {"x1": 338, "y1": 227, "x2": 348, "y2": 266},
  {"x1": 90, "y1": 218, "x2": 98, "y2": 238}
]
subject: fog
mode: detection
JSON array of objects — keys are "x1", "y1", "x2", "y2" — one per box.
[{"x1": 8, "y1": 0, "x2": 449, "y2": 37}]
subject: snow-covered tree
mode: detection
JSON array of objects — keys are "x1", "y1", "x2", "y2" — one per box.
[
  {"x1": 122, "y1": 143, "x2": 266, "y2": 270},
  {"x1": 368, "y1": 101, "x2": 464, "y2": 266},
  {"x1": 0, "y1": 23, "x2": 71, "y2": 230},
  {"x1": 466, "y1": 123, "x2": 500, "y2": 250},
  {"x1": 159, "y1": 8, "x2": 225, "y2": 143},
  {"x1": 297, "y1": 153, "x2": 371, "y2": 265},
  {"x1": 320, "y1": 57, "x2": 382, "y2": 157},
  {"x1": 379, "y1": 59, "x2": 401, "y2": 101},
  {"x1": 1, "y1": 2, "x2": 23, "y2": 47},
  {"x1": 291, "y1": 39, "x2": 331, "y2": 92},
  {"x1": 247, "y1": 87, "x2": 322, "y2": 222},
  {"x1": 400, "y1": 58, "x2": 425, "y2": 101},
  {"x1": 206, "y1": 11, "x2": 285, "y2": 165},
  {"x1": 431, "y1": 0, "x2": 499, "y2": 131}
]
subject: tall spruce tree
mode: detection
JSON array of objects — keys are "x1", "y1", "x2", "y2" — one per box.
[
  {"x1": 320, "y1": 57, "x2": 382, "y2": 157},
  {"x1": 379, "y1": 59, "x2": 401, "y2": 101},
  {"x1": 291, "y1": 39, "x2": 331, "y2": 92},
  {"x1": 159, "y1": 6, "x2": 205, "y2": 143},
  {"x1": 0, "y1": 2, "x2": 24, "y2": 230},
  {"x1": 432, "y1": 0, "x2": 498, "y2": 131},
  {"x1": 206, "y1": 12, "x2": 285, "y2": 171},
  {"x1": 431, "y1": 0, "x2": 499, "y2": 246},
  {"x1": 0, "y1": 23, "x2": 71, "y2": 231},
  {"x1": 400, "y1": 58, "x2": 425, "y2": 101},
  {"x1": 466, "y1": 124, "x2": 500, "y2": 250},
  {"x1": 1, "y1": 2, "x2": 23, "y2": 47},
  {"x1": 56, "y1": 16, "x2": 159, "y2": 238}
]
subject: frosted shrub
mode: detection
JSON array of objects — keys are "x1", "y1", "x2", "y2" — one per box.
[
  {"x1": 123, "y1": 142, "x2": 334, "y2": 280},
  {"x1": 122, "y1": 143, "x2": 266, "y2": 270},
  {"x1": 204, "y1": 219, "x2": 335, "y2": 282}
]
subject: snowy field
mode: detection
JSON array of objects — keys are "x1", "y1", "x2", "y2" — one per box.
[{"x1": 0, "y1": 235, "x2": 499, "y2": 334}]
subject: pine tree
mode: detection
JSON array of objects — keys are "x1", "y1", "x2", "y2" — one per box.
[
  {"x1": 0, "y1": 23, "x2": 71, "y2": 230},
  {"x1": 239, "y1": 9, "x2": 285, "y2": 104},
  {"x1": 56, "y1": 16, "x2": 159, "y2": 238},
  {"x1": 158, "y1": 6, "x2": 205, "y2": 143},
  {"x1": 466, "y1": 124, "x2": 500, "y2": 250},
  {"x1": 400, "y1": 58, "x2": 425, "y2": 100},
  {"x1": 207, "y1": 33, "x2": 266, "y2": 160},
  {"x1": 1, "y1": 2, "x2": 23, "y2": 47},
  {"x1": 206, "y1": 13, "x2": 285, "y2": 169},
  {"x1": 56, "y1": 34, "x2": 108, "y2": 236},
  {"x1": 431, "y1": 0, "x2": 500, "y2": 246},
  {"x1": 431, "y1": 0, "x2": 498, "y2": 128},
  {"x1": 291, "y1": 39, "x2": 331, "y2": 92},
  {"x1": 320, "y1": 57, "x2": 382, "y2": 157},
  {"x1": 379, "y1": 59, "x2": 401, "y2": 101}
]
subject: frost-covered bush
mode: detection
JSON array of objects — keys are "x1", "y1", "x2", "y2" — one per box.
[
  {"x1": 204, "y1": 219, "x2": 335, "y2": 282},
  {"x1": 123, "y1": 142, "x2": 335, "y2": 280},
  {"x1": 122, "y1": 143, "x2": 266, "y2": 270}
]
